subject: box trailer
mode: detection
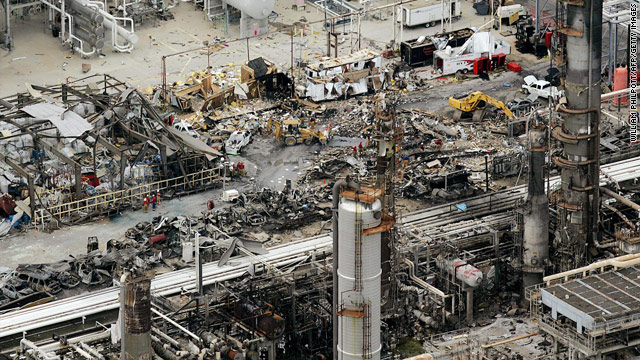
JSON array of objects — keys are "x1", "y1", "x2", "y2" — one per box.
[
  {"x1": 400, "y1": 27, "x2": 474, "y2": 67},
  {"x1": 493, "y1": 4, "x2": 525, "y2": 28},
  {"x1": 433, "y1": 31, "x2": 511, "y2": 76},
  {"x1": 400, "y1": 0, "x2": 461, "y2": 28}
]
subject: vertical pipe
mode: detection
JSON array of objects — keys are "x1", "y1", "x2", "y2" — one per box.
[
  {"x1": 466, "y1": 289, "x2": 473, "y2": 325},
  {"x1": 291, "y1": 28, "x2": 294, "y2": 97},
  {"x1": 195, "y1": 232, "x2": 202, "y2": 295},
  {"x1": 609, "y1": 22, "x2": 613, "y2": 85},
  {"x1": 246, "y1": 37, "x2": 250, "y2": 61},
  {"x1": 484, "y1": 155, "x2": 489, "y2": 192},
  {"x1": 614, "y1": 24, "x2": 618, "y2": 70},
  {"x1": 535, "y1": 0, "x2": 540, "y2": 34},
  {"x1": 3, "y1": 0, "x2": 10, "y2": 50},
  {"x1": 61, "y1": 0, "x2": 65, "y2": 43}
]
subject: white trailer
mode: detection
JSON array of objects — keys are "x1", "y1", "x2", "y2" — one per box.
[
  {"x1": 493, "y1": 4, "x2": 525, "y2": 28},
  {"x1": 400, "y1": 0, "x2": 461, "y2": 28}
]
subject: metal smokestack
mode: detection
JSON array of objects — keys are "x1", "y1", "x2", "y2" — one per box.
[{"x1": 553, "y1": 0, "x2": 602, "y2": 271}]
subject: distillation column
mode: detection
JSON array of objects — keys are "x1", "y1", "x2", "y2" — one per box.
[
  {"x1": 336, "y1": 191, "x2": 383, "y2": 360},
  {"x1": 553, "y1": 0, "x2": 602, "y2": 271},
  {"x1": 523, "y1": 125, "x2": 549, "y2": 288}
]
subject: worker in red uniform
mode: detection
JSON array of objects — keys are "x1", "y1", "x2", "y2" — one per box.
[
  {"x1": 156, "y1": 190, "x2": 161, "y2": 205},
  {"x1": 358, "y1": 142, "x2": 363, "y2": 156},
  {"x1": 207, "y1": 200, "x2": 215, "y2": 210},
  {"x1": 143, "y1": 195, "x2": 149, "y2": 213},
  {"x1": 352, "y1": 146, "x2": 358, "y2": 156},
  {"x1": 435, "y1": 138, "x2": 443, "y2": 150},
  {"x1": 151, "y1": 193, "x2": 157, "y2": 211}
]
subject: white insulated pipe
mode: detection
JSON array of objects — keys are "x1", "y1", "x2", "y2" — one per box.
[
  {"x1": 600, "y1": 187, "x2": 640, "y2": 211},
  {"x1": 20, "y1": 339, "x2": 61, "y2": 360},
  {"x1": 224, "y1": 0, "x2": 274, "y2": 19},
  {"x1": 544, "y1": 253, "x2": 640, "y2": 283},
  {"x1": 151, "y1": 308, "x2": 201, "y2": 343},
  {"x1": 73, "y1": 0, "x2": 138, "y2": 44}
]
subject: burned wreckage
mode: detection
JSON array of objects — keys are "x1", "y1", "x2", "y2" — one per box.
[{"x1": 0, "y1": 75, "x2": 225, "y2": 234}]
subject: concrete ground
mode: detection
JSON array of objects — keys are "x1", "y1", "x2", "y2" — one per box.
[
  {"x1": 0, "y1": 180, "x2": 247, "y2": 268},
  {"x1": 0, "y1": 0, "x2": 520, "y2": 97}
]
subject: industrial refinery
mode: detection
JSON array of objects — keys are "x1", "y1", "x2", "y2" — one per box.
[{"x1": 0, "y1": 0, "x2": 638, "y2": 358}]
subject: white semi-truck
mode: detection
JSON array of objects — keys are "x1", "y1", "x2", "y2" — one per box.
[{"x1": 400, "y1": 0, "x2": 462, "y2": 28}]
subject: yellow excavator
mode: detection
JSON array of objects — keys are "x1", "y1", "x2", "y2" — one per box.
[
  {"x1": 448, "y1": 91, "x2": 516, "y2": 122},
  {"x1": 267, "y1": 117, "x2": 329, "y2": 146}
]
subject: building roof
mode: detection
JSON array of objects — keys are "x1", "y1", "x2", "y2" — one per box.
[
  {"x1": 541, "y1": 266, "x2": 640, "y2": 333},
  {"x1": 306, "y1": 49, "x2": 380, "y2": 71}
]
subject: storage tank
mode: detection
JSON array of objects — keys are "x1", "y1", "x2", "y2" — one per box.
[
  {"x1": 224, "y1": 0, "x2": 274, "y2": 19},
  {"x1": 435, "y1": 257, "x2": 483, "y2": 287},
  {"x1": 337, "y1": 195, "x2": 382, "y2": 360}
]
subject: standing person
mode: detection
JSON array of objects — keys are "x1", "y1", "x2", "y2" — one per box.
[
  {"x1": 151, "y1": 193, "x2": 157, "y2": 211},
  {"x1": 143, "y1": 195, "x2": 149, "y2": 213},
  {"x1": 435, "y1": 138, "x2": 443, "y2": 150},
  {"x1": 358, "y1": 142, "x2": 363, "y2": 156},
  {"x1": 353, "y1": 146, "x2": 358, "y2": 156},
  {"x1": 420, "y1": 143, "x2": 424, "y2": 152},
  {"x1": 156, "y1": 190, "x2": 161, "y2": 205}
]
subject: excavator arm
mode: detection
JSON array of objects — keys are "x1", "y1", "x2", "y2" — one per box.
[
  {"x1": 482, "y1": 95, "x2": 516, "y2": 120},
  {"x1": 448, "y1": 91, "x2": 516, "y2": 120}
]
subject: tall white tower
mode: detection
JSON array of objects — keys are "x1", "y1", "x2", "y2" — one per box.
[{"x1": 336, "y1": 188, "x2": 387, "y2": 360}]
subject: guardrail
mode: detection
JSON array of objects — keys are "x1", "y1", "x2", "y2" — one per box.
[{"x1": 33, "y1": 167, "x2": 222, "y2": 230}]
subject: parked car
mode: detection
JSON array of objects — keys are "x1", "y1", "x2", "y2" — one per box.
[
  {"x1": 507, "y1": 97, "x2": 540, "y2": 113},
  {"x1": 173, "y1": 121, "x2": 200, "y2": 139},
  {"x1": 522, "y1": 75, "x2": 564, "y2": 101}
]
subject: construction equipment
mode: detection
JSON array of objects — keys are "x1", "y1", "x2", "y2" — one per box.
[
  {"x1": 448, "y1": 91, "x2": 516, "y2": 122},
  {"x1": 267, "y1": 118, "x2": 328, "y2": 146}
]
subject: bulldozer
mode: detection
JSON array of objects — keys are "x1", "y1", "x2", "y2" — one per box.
[
  {"x1": 267, "y1": 117, "x2": 329, "y2": 146},
  {"x1": 448, "y1": 91, "x2": 516, "y2": 122}
]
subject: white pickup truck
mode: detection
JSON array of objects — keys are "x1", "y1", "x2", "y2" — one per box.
[{"x1": 522, "y1": 75, "x2": 564, "y2": 101}]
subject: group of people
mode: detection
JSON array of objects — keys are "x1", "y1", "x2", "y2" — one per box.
[{"x1": 142, "y1": 190, "x2": 161, "y2": 213}]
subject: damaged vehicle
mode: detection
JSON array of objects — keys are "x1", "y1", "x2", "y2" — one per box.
[{"x1": 225, "y1": 130, "x2": 252, "y2": 155}]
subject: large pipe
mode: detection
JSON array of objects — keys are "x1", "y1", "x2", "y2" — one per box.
[
  {"x1": 72, "y1": 0, "x2": 138, "y2": 44},
  {"x1": 151, "y1": 308, "x2": 201, "y2": 343},
  {"x1": 72, "y1": 15, "x2": 105, "y2": 36},
  {"x1": 223, "y1": 0, "x2": 274, "y2": 19},
  {"x1": 67, "y1": 0, "x2": 104, "y2": 23},
  {"x1": 543, "y1": 253, "x2": 640, "y2": 283},
  {"x1": 20, "y1": 339, "x2": 61, "y2": 360},
  {"x1": 74, "y1": 26, "x2": 105, "y2": 49},
  {"x1": 79, "y1": 342, "x2": 105, "y2": 360},
  {"x1": 600, "y1": 187, "x2": 640, "y2": 211},
  {"x1": 403, "y1": 258, "x2": 447, "y2": 298},
  {"x1": 331, "y1": 176, "x2": 360, "y2": 360}
]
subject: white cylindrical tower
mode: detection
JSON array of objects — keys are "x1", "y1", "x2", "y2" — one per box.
[{"x1": 337, "y1": 196, "x2": 382, "y2": 360}]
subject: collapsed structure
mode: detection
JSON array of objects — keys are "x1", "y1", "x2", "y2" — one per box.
[{"x1": 1, "y1": 0, "x2": 640, "y2": 358}]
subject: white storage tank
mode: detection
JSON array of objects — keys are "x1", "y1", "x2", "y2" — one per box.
[{"x1": 337, "y1": 196, "x2": 382, "y2": 360}]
